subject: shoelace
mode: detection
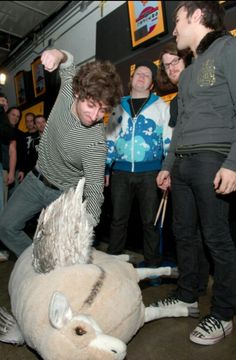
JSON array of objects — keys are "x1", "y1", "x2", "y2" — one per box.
[
  {"x1": 198, "y1": 315, "x2": 226, "y2": 337},
  {"x1": 151, "y1": 296, "x2": 178, "y2": 307}
]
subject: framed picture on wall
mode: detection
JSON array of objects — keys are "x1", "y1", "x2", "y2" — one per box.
[
  {"x1": 31, "y1": 56, "x2": 46, "y2": 98},
  {"x1": 18, "y1": 101, "x2": 44, "y2": 132},
  {"x1": 128, "y1": 1, "x2": 165, "y2": 48},
  {"x1": 14, "y1": 71, "x2": 27, "y2": 106}
]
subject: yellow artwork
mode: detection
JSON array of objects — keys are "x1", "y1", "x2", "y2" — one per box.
[
  {"x1": 14, "y1": 71, "x2": 27, "y2": 106},
  {"x1": 230, "y1": 29, "x2": 236, "y2": 36},
  {"x1": 18, "y1": 101, "x2": 44, "y2": 132},
  {"x1": 161, "y1": 92, "x2": 177, "y2": 104},
  {"x1": 31, "y1": 57, "x2": 46, "y2": 98},
  {"x1": 128, "y1": 1, "x2": 165, "y2": 47},
  {"x1": 103, "y1": 112, "x2": 110, "y2": 125}
]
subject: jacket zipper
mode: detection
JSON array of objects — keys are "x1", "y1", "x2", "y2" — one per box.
[{"x1": 131, "y1": 118, "x2": 136, "y2": 172}]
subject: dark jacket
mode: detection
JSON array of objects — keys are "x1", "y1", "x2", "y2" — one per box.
[
  {"x1": 0, "y1": 106, "x2": 17, "y2": 162},
  {"x1": 163, "y1": 31, "x2": 236, "y2": 172}
]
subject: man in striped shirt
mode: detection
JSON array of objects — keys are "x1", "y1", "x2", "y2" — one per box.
[{"x1": 0, "y1": 49, "x2": 123, "y2": 257}]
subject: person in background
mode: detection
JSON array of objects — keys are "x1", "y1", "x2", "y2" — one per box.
[
  {"x1": 155, "y1": 1, "x2": 236, "y2": 346},
  {"x1": 0, "y1": 48, "x2": 123, "y2": 257},
  {"x1": 24, "y1": 112, "x2": 36, "y2": 133},
  {"x1": 157, "y1": 42, "x2": 192, "y2": 128},
  {"x1": 155, "y1": 42, "x2": 210, "y2": 295},
  {"x1": 0, "y1": 96, "x2": 17, "y2": 206},
  {"x1": 4, "y1": 107, "x2": 27, "y2": 199},
  {"x1": 26, "y1": 115, "x2": 47, "y2": 174},
  {"x1": 105, "y1": 61, "x2": 171, "y2": 267},
  {"x1": 24, "y1": 112, "x2": 40, "y2": 174},
  {"x1": 34, "y1": 115, "x2": 47, "y2": 136},
  {"x1": 0, "y1": 94, "x2": 16, "y2": 262}
]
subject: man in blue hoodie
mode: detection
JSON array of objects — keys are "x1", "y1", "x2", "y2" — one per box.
[{"x1": 105, "y1": 61, "x2": 171, "y2": 267}]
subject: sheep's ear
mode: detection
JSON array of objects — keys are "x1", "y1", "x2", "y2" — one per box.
[{"x1": 49, "y1": 291, "x2": 73, "y2": 329}]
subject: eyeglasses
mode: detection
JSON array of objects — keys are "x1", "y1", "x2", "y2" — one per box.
[{"x1": 163, "y1": 57, "x2": 181, "y2": 71}]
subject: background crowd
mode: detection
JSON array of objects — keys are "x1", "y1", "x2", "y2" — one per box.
[{"x1": 0, "y1": 95, "x2": 47, "y2": 260}]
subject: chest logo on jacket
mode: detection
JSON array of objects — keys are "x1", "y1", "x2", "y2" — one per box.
[{"x1": 197, "y1": 59, "x2": 216, "y2": 87}]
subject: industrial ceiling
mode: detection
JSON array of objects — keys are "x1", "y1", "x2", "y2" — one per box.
[{"x1": 0, "y1": 1, "x2": 73, "y2": 67}]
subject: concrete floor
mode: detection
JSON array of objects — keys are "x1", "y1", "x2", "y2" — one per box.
[{"x1": 0, "y1": 248, "x2": 235, "y2": 360}]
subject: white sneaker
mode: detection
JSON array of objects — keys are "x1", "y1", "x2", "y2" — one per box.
[
  {"x1": 151, "y1": 296, "x2": 199, "y2": 318},
  {"x1": 0, "y1": 250, "x2": 9, "y2": 262},
  {"x1": 190, "y1": 315, "x2": 233, "y2": 345}
]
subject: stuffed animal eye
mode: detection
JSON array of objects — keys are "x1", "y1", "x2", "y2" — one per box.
[{"x1": 75, "y1": 327, "x2": 87, "y2": 336}]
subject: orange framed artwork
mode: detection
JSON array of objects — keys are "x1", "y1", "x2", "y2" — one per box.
[
  {"x1": 31, "y1": 56, "x2": 46, "y2": 98},
  {"x1": 128, "y1": 1, "x2": 165, "y2": 48},
  {"x1": 14, "y1": 71, "x2": 27, "y2": 106},
  {"x1": 18, "y1": 101, "x2": 44, "y2": 132}
]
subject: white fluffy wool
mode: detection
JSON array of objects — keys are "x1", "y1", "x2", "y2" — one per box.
[{"x1": 32, "y1": 178, "x2": 94, "y2": 273}]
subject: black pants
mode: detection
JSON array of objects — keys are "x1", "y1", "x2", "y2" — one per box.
[
  {"x1": 172, "y1": 152, "x2": 236, "y2": 320},
  {"x1": 107, "y1": 170, "x2": 162, "y2": 267}
]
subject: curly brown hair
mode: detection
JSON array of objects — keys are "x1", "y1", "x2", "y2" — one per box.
[
  {"x1": 157, "y1": 42, "x2": 193, "y2": 93},
  {"x1": 72, "y1": 60, "x2": 123, "y2": 111}
]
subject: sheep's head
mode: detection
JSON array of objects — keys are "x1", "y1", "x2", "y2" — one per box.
[{"x1": 46, "y1": 292, "x2": 127, "y2": 360}]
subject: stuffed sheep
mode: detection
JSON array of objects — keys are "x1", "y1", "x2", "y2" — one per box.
[{"x1": 0, "y1": 179, "x2": 193, "y2": 360}]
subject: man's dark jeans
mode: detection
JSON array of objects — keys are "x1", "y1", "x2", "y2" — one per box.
[
  {"x1": 107, "y1": 170, "x2": 162, "y2": 267},
  {"x1": 0, "y1": 171, "x2": 62, "y2": 257},
  {"x1": 171, "y1": 152, "x2": 236, "y2": 320}
]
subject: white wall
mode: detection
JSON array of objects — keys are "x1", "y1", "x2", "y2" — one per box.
[{"x1": 4, "y1": 1, "x2": 126, "y2": 106}]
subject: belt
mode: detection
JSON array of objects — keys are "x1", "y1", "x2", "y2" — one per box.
[
  {"x1": 32, "y1": 167, "x2": 59, "y2": 190},
  {"x1": 175, "y1": 152, "x2": 198, "y2": 158}
]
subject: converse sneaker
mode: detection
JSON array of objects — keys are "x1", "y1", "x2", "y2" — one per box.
[
  {"x1": 190, "y1": 315, "x2": 233, "y2": 345},
  {"x1": 151, "y1": 296, "x2": 200, "y2": 318}
]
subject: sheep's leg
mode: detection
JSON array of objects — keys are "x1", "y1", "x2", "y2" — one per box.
[
  {"x1": 112, "y1": 254, "x2": 130, "y2": 262},
  {"x1": 0, "y1": 307, "x2": 24, "y2": 344},
  {"x1": 136, "y1": 267, "x2": 178, "y2": 281},
  {"x1": 144, "y1": 305, "x2": 192, "y2": 322}
]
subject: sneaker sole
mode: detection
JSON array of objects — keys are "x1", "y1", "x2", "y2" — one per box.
[{"x1": 190, "y1": 325, "x2": 233, "y2": 345}]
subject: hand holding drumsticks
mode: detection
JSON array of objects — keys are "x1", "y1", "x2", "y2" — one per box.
[{"x1": 154, "y1": 190, "x2": 168, "y2": 227}]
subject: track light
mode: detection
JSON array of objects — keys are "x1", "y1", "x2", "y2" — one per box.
[{"x1": 0, "y1": 73, "x2": 7, "y2": 85}]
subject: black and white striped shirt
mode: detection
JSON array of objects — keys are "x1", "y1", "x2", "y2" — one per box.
[{"x1": 37, "y1": 52, "x2": 107, "y2": 225}]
